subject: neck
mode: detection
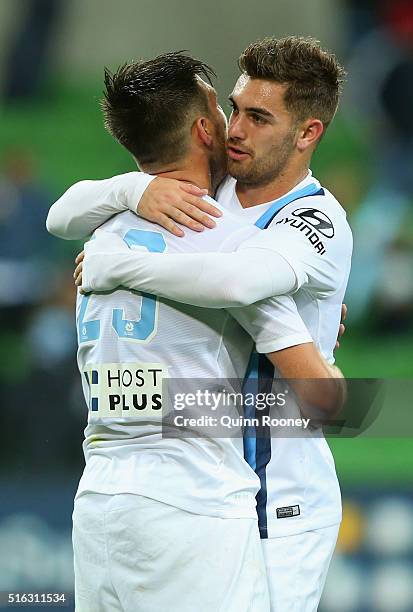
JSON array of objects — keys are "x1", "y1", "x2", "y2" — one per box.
[
  {"x1": 236, "y1": 164, "x2": 309, "y2": 208},
  {"x1": 142, "y1": 155, "x2": 212, "y2": 195}
]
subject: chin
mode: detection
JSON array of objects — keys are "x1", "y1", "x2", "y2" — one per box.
[{"x1": 227, "y1": 161, "x2": 250, "y2": 182}]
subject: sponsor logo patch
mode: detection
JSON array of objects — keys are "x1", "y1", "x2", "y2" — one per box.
[
  {"x1": 276, "y1": 505, "x2": 301, "y2": 519},
  {"x1": 291, "y1": 208, "x2": 335, "y2": 238},
  {"x1": 275, "y1": 207, "x2": 335, "y2": 255},
  {"x1": 84, "y1": 362, "x2": 167, "y2": 418}
]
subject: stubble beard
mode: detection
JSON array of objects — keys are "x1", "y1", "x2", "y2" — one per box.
[
  {"x1": 228, "y1": 130, "x2": 296, "y2": 188},
  {"x1": 210, "y1": 134, "x2": 229, "y2": 193}
]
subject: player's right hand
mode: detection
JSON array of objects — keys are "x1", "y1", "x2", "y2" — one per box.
[{"x1": 138, "y1": 177, "x2": 222, "y2": 237}]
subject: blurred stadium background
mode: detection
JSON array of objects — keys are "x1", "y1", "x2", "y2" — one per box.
[{"x1": 0, "y1": 1, "x2": 412, "y2": 610}]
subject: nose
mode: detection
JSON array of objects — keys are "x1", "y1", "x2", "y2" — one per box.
[{"x1": 228, "y1": 112, "x2": 247, "y2": 141}]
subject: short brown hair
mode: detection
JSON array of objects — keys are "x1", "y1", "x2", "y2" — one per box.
[
  {"x1": 239, "y1": 36, "x2": 346, "y2": 128},
  {"x1": 102, "y1": 52, "x2": 215, "y2": 166}
]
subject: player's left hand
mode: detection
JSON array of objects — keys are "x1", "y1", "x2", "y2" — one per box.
[{"x1": 335, "y1": 303, "x2": 347, "y2": 350}]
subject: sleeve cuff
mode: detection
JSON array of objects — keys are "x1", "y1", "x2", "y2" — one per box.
[{"x1": 256, "y1": 333, "x2": 313, "y2": 355}]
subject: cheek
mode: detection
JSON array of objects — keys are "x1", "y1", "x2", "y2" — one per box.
[
  {"x1": 262, "y1": 128, "x2": 292, "y2": 152},
  {"x1": 253, "y1": 132, "x2": 276, "y2": 158}
]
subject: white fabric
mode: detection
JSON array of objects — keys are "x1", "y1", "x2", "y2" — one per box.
[
  {"x1": 73, "y1": 175, "x2": 351, "y2": 323},
  {"x1": 217, "y1": 173, "x2": 353, "y2": 364},
  {"x1": 73, "y1": 492, "x2": 270, "y2": 612},
  {"x1": 80, "y1": 172, "x2": 350, "y2": 537},
  {"x1": 46, "y1": 172, "x2": 155, "y2": 239},
  {"x1": 81, "y1": 230, "x2": 298, "y2": 308},
  {"x1": 76, "y1": 206, "x2": 311, "y2": 518},
  {"x1": 48, "y1": 168, "x2": 351, "y2": 536},
  {"x1": 261, "y1": 523, "x2": 339, "y2": 612},
  {"x1": 79, "y1": 176, "x2": 350, "y2": 316},
  {"x1": 217, "y1": 173, "x2": 351, "y2": 537}
]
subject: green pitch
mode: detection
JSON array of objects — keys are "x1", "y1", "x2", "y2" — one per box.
[{"x1": 331, "y1": 331, "x2": 413, "y2": 486}]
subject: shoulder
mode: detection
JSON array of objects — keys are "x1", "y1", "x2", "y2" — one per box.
[
  {"x1": 100, "y1": 210, "x2": 138, "y2": 233},
  {"x1": 271, "y1": 185, "x2": 353, "y2": 256}
]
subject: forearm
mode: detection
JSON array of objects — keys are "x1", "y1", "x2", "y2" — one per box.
[
  {"x1": 82, "y1": 246, "x2": 297, "y2": 308},
  {"x1": 323, "y1": 363, "x2": 347, "y2": 416},
  {"x1": 299, "y1": 363, "x2": 345, "y2": 418},
  {"x1": 267, "y1": 346, "x2": 346, "y2": 418},
  {"x1": 291, "y1": 378, "x2": 345, "y2": 421},
  {"x1": 46, "y1": 172, "x2": 154, "y2": 239}
]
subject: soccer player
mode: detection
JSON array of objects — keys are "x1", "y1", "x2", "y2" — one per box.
[{"x1": 47, "y1": 39, "x2": 350, "y2": 611}]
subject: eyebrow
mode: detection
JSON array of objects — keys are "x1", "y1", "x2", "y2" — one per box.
[{"x1": 228, "y1": 96, "x2": 274, "y2": 118}]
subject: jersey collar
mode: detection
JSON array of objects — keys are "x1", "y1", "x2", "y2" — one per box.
[
  {"x1": 254, "y1": 180, "x2": 323, "y2": 229},
  {"x1": 218, "y1": 171, "x2": 321, "y2": 225}
]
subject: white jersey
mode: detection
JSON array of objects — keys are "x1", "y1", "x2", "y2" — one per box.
[
  {"x1": 47, "y1": 169, "x2": 351, "y2": 535},
  {"x1": 216, "y1": 171, "x2": 353, "y2": 537},
  {"x1": 76, "y1": 200, "x2": 308, "y2": 519}
]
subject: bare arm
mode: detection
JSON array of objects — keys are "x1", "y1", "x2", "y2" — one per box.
[{"x1": 266, "y1": 343, "x2": 346, "y2": 418}]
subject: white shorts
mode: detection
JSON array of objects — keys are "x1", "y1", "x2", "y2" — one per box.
[
  {"x1": 73, "y1": 493, "x2": 269, "y2": 612},
  {"x1": 262, "y1": 524, "x2": 340, "y2": 612}
]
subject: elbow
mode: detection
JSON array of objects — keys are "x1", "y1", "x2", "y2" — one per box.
[
  {"x1": 227, "y1": 282, "x2": 260, "y2": 308},
  {"x1": 199, "y1": 279, "x2": 256, "y2": 308},
  {"x1": 46, "y1": 181, "x2": 92, "y2": 239},
  {"x1": 46, "y1": 204, "x2": 84, "y2": 240},
  {"x1": 46, "y1": 206, "x2": 66, "y2": 238}
]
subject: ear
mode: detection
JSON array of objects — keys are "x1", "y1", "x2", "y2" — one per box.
[
  {"x1": 296, "y1": 118, "x2": 324, "y2": 152},
  {"x1": 194, "y1": 117, "x2": 213, "y2": 148}
]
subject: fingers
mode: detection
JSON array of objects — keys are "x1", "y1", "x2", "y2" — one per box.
[
  {"x1": 74, "y1": 262, "x2": 83, "y2": 285},
  {"x1": 139, "y1": 179, "x2": 222, "y2": 236},
  {"x1": 335, "y1": 322, "x2": 346, "y2": 351},
  {"x1": 171, "y1": 203, "x2": 215, "y2": 230},
  {"x1": 179, "y1": 182, "x2": 209, "y2": 197},
  {"x1": 179, "y1": 184, "x2": 222, "y2": 218},
  {"x1": 165, "y1": 206, "x2": 207, "y2": 232},
  {"x1": 75, "y1": 251, "x2": 85, "y2": 265},
  {"x1": 149, "y1": 203, "x2": 217, "y2": 234},
  {"x1": 189, "y1": 197, "x2": 223, "y2": 219},
  {"x1": 341, "y1": 303, "x2": 347, "y2": 322},
  {"x1": 172, "y1": 199, "x2": 218, "y2": 228},
  {"x1": 155, "y1": 213, "x2": 185, "y2": 237}
]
